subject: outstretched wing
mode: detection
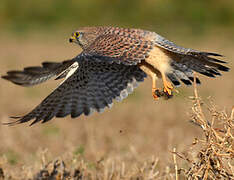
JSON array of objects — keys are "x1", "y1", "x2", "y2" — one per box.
[
  {"x1": 2, "y1": 59, "x2": 76, "y2": 86},
  {"x1": 152, "y1": 33, "x2": 229, "y2": 86},
  {"x1": 4, "y1": 55, "x2": 146, "y2": 126}
]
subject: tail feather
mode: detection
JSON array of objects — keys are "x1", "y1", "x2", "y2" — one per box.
[
  {"x1": 180, "y1": 53, "x2": 229, "y2": 77},
  {"x1": 173, "y1": 70, "x2": 192, "y2": 86},
  {"x1": 186, "y1": 52, "x2": 229, "y2": 72},
  {"x1": 167, "y1": 51, "x2": 229, "y2": 87},
  {"x1": 167, "y1": 73, "x2": 181, "y2": 87},
  {"x1": 204, "y1": 55, "x2": 227, "y2": 64},
  {"x1": 200, "y1": 52, "x2": 223, "y2": 57},
  {"x1": 168, "y1": 61, "x2": 201, "y2": 86},
  {"x1": 188, "y1": 77, "x2": 201, "y2": 84}
]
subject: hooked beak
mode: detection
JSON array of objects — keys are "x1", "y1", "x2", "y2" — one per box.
[{"x1": 69, "y1": 35, "x2": 76, "y2": 43}]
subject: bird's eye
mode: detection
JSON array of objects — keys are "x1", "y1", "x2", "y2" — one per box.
[{"x1": 75, "y1": 32, "x2": 80, "y2": 37}]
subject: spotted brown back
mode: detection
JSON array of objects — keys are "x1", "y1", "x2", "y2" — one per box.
[{"x1": 82, "y1": 27, "x2": 154, "y2": 65}]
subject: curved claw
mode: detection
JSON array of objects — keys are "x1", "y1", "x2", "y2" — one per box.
[
  {"x1": 163, "y1": 79, "x2": 173, "y2": 96},
  {"x1": 152, "y1": 88, "x2": 161, "y2": 100},
  {"x1": 163, "y1": 91, "x2": 173, "y2": 100},
  {"x1": 154, "y1": 89, "x2": 173, "y2": 100}
]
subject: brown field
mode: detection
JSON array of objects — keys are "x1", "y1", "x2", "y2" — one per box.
[{"x1": 0, "y1": 31, "x2": 233, "y2": 179}]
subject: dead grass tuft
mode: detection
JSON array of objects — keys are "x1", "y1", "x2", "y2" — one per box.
[{"x1": 172, "y1": 74, "x2": 234, "y2": 180}]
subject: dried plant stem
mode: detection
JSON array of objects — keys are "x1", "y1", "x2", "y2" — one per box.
[
  {"x1": 173, "y1": 148, "x2": 179, "y2": 180},
  {"x1": 231, "y1": 106, "x2": 234, "y2": 120},
  {"x1": 193, "y1": 72, "x2": 208, "y2": 130}
]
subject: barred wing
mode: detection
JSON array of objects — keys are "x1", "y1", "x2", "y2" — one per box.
[
  {"x1": 2, "y1": 60, "x2": 76, "y2": 86},
  {"x1": 5, "y1": 56, "x2": 146, "y2": 126}
]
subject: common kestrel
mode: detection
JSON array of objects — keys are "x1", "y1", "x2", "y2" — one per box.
[{"x1": 2, "y1": 26, "x2": 229, "y2": 125}]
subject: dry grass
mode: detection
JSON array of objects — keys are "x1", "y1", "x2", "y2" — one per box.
[
  {"x1": 0, "y1": 81, "x2": 232, "y2": 180},
  {"x1": 0, "y1": 33, "x2": 233, "y2": 179},
  {"x1": 172, "y1": 78, "x2": 234, "y2": 180}
]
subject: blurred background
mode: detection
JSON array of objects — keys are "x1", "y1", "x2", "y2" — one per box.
[
  {"x1": 0, "y1": 0, "x2": 233, "y2": 176},
  {"x1": 1, "y1": 0, "x2": 234, "y2": 35}
]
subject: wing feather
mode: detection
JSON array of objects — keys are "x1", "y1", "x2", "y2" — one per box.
[
  {"x1": 4, "y1": 55, "x2": 146, "y2": 126},
  {"x1": 2, "y1": 60, "x2": 76, "y2": 86}
]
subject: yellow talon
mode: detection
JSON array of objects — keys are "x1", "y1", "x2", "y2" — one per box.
[
  {"x1": 163, "y1": 87, "x2": 172, "y2": 96},
  {"x1": 162, "y1": 74, "x2": 173, "y2": 96}
]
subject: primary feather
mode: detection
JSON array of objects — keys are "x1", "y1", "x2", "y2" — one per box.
[{"x1": 3, "y1": 55, "x2": 146, "y2": 126}]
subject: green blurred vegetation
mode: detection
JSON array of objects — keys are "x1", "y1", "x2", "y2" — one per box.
[
  {"x1": 3, "y1": 149, "x2": 19, "y2": 165},
  {"x1": 42, "y1": 125, "x2": 60, "y2": 137},
  {"x1": 0, "y1": 0, "x2": 234, "y2": 35},
  {"x1": 73, "y1": 145, "x2": 85, "y2": 156}
]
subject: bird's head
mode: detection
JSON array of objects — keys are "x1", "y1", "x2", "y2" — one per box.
[{"x1": 69, "y1": 27, "x2": 100, "y2": 49}]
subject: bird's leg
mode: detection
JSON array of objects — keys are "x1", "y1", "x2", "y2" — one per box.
[
  {"x1": 161, "y1": 72, "x2": 173, "y2": 96},
  {"x1": 151, "y1": 74, "x2": 162, "y2": 100},
  {"x1": 151, "y1": 74, "x2": 158, "y2": 99},
  {"x1": 139, "y1": 63, "x2": 161, "y2": 100}
]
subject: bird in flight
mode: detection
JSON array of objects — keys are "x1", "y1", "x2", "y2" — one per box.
[{"x1": 2, "y1": 26, "x2": 229, "y2": 126}]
